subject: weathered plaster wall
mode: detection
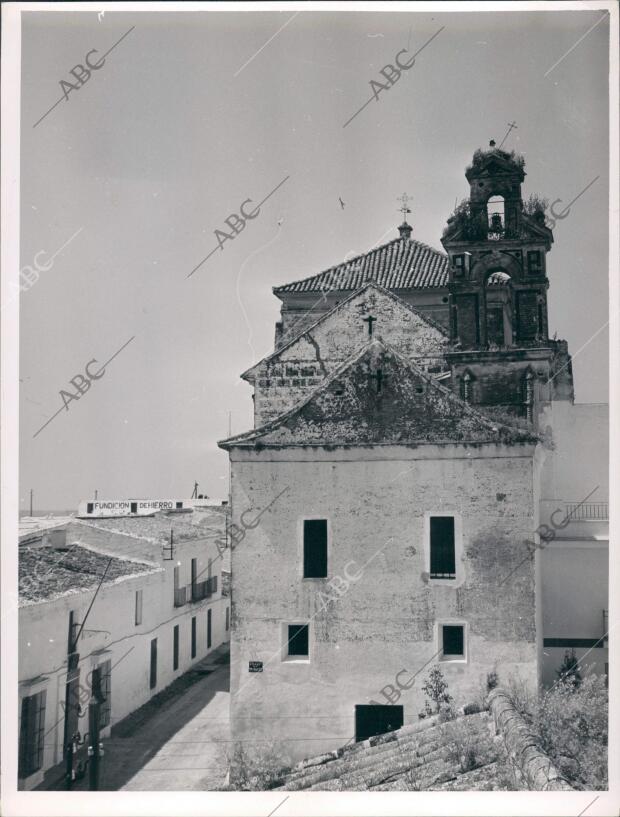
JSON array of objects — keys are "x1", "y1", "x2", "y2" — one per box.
[{"x1": 229, "y1": 444, "x2": 538, "y2": 763}]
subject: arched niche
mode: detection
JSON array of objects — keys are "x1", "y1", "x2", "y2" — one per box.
[{"x1": 484, "y1": 269, "x2": 513, "y2": 347}]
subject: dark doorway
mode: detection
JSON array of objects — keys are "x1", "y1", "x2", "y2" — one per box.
[
  {"x1": 355, "y1": 704, "x2": 403, "y2": 742},
  {"x1": 131, "y1": 502, "x2": 138, "y2": 514},
  {"x1": 207, "y1": 609, "x2": 212, "y2": 649}
]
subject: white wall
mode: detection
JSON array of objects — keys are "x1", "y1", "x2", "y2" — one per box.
[{"x1": 18, "y1": 532, "x2": 231, "y2": 790}]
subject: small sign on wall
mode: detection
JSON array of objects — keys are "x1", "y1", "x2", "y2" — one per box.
[{"x1": 249, "y1": 661, "x2": 263, "y2": 673}]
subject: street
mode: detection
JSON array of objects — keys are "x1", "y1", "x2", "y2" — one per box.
[{"x1": 102, "y1": 644, "x2": 230, "y2": 790}]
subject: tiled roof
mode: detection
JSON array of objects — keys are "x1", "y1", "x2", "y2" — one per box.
[
  {"x1": 19, "y1": 542, "x2": 160, "y2": 605},
  {"x1": 258, "y1": 712, "x2": 501, "y2": 791},
  {"x1": 220, "y1": 340, "x2": 538, "y2": 450},
  {"x1": 273, "y1": 237, "x2": 449, "y2": 295}
]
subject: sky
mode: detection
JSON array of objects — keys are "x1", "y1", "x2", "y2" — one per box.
[{"x1": 18, "y1": 7, "x2": 610, "y2": 511}]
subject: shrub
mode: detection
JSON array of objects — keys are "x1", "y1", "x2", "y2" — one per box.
[
  {"x1": 556, "y1": 648, "x2": 582, "y2": 688},
  {"x1": 504, "y1": 672, "x2": 535, "y2": 720},
  {"x1": 533, "y1": 674, "x2": 608, "y2": 790},
  {"x1": 228, "y1": 740, "x2": 290, "y2": 791},
  {"x1": 463, "y1": 701, "x2": 483, "y2": 716},
  {"x1": 486, "y1": 670, "x2": 499, "y2": 691},
  {"x1": 523, "y1": 193, "x2": 549, "y2": 217},
  {"x1": 422, "y1": 667, "x2": 453, "y2": 714},
  {"x1": 443, "y1": 717, "x2": 497, "y2": 773}
]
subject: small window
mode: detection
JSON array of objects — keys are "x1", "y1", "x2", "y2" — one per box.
[
  {"x1": 173, "y1": 625, "x2": 179, "y2": 670},
  {"x1": 453, "y1": 254, "x2": 465, "y2": 276},
  {"x1": 176, "y1": 501, "x2": 183, "y2": 509},
  {"x1": 430, "y1": 517, "x2": 456, "y2": 579},
  {"x1": 135, "y1": 589, "x2": 143, "y2": 626},
  {"x1": 287, "y1": 624, "x2": 309, "y2": 657},
  {"x1": 442, "y1": 625, "x2": 465, "y2": 658},
  {"x1": 87, "y1": 502, "x2": 94, "y2": 514},
  {"x1": 225, "y1": 607, "x2": 230, "y2": 631},
  {"x1": 191, "y1": 617, "x2": 197, "y2": 659},
  {"x1": 527, "y1": 250, "x2": 542, "y2": 275},
  {"x1": 303, "y1": 519, "x2": 328, "y2": 578},
  {"x1": 18, "y1": 690, "x2": 46, "y2": 779}
]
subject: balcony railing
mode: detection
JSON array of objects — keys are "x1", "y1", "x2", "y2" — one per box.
[
  {"x1": 564, "y1": 502, "x2": 608, "y2": 521},
  {"x1": 175, "y1": 575, "x2": 219, "y2": 607},
  {"x1": 192, "y1": 580, "x2": 210, "y2": 602}
]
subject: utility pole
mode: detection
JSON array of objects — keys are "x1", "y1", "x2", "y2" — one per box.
[
  {"x1": 63, "y1": 611, "x2": 80, "y2": 788},
  {"x1": 94, "y1": 489, "x2": 98, "y2": 501},
  {"x1": 87, "y1": 667, "x2": 104, "y2": 790},
  {"x1": 62, "y1": 559, "x2": 112, "y2": 788},
  {"x1": 29, "y1": 489, "x2": 33, "y2": 517}
]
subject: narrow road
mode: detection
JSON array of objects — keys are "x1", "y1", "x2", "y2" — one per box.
[{"x1": 101, "y1": 645, "x2": 230, "y2": 790}]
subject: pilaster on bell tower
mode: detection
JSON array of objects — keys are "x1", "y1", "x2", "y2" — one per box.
[{"x1": 441, "y1": 141, "x2": 573, "y2": 423}]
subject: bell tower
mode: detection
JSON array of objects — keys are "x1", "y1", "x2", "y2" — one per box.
[{"x1": 441, "y1": 142, "x2": 573, "y2": 423}]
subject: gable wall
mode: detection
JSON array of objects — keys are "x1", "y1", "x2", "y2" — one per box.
[{"x1": 254, "y1": 289, "x2": 448, "y2": 426}]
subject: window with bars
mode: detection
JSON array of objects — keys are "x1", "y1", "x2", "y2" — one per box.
[
  {"x1": 303, "y1": 519, "x2": 328, "y2": 578},
  {"x1": 430, "y1": 517, "x2": 456, "y2": 579},
  {"x1": 18, "y1": 690, "x2": 46, "y2": 779}
]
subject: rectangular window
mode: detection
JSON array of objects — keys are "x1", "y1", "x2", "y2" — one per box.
[
  {"x1": 430, "y1": 517, "x2": 456, "y2": 579},
  {"x1": 527, "y1": 250, "x2": 542, "y2": 275},
  {"x1": 303, "y1": 519, "x2": 328, "y2": 578},
  {"x1": 173, "y1": 625, "x2": 179, "y2": 671},
  {"x1": 173, "y1": 566, "x2": 180, "y2": 589},
  {"x1": 191, "y1": 617, "x2": 197, "y2": 659},
  {"x1": 453, "y1": 254, "x2": 465, "y2": 277},
  {"x1": 87, "y1": 502, "x2": 94, "y2": 514},
  {"x1": 18, "y1": 690, "x2": 46, "y2": 779},
  {"x1": 176, "y1": 501, "x2": 183, "y2": 509},
  {"x1": 93, "y1": 660, "x2": 112, "y2": 729},
  {"x1": 287, "y1": 624, "x2": 309, "y2": 657},
  {"x1": 135, "y1": 589, "x2": 143, "y2": 626},
  {"x1": 225, "y1": 607, "x2": 230, "y2": 631},
  {"x1": 150, "y1": 638, "x2": 158, "y2": 689},
  {"x1": 191, "y1": 558, "x2": 197, "y2": 588},
  {"x1": 207, "y1": 609, "x2": 212, "y2": 649},
  {"x1": 442, "y1": 625, "x2": 465, "y2": 658}
]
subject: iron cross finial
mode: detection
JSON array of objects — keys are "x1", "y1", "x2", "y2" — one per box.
[
  {"x1": 498, "y1": 121, "x2": 518, "y2": 149},
  {"x1": 397, "y1": 193, "x2": 412, "y2": 222}
]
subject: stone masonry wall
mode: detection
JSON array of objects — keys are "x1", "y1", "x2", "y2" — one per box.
[{"x1": 253, "y1": 287, "x2": 447, "y2": 425}]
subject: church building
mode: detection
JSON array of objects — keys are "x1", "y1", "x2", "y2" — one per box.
[{"x1": 219, "y1": 143, "x2": 608, "y2": 765}]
